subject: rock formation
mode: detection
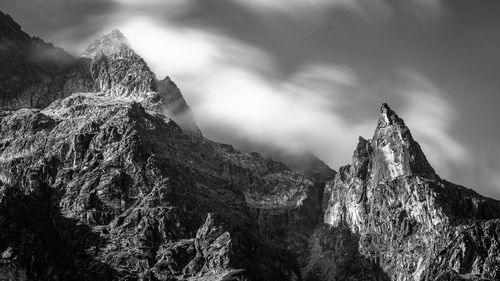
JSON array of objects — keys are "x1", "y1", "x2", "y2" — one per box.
[
  {"x1": 305, "y1": 103, "x2": 500, "y2": 281},
  {"x1": 0, "y1": 11, "x2": 499, "y2": 281},
  {"x1": 0, "y1": 13, "x2": 200, "y2": 137}
]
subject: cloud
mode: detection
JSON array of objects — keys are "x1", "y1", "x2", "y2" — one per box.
[
  {"x1": 231, "y1": 0, "x2": 444, "y2": 21},
  {"x1": 397, "y1": 70, "x2": 469, "y2": 179},
  {"x1": 115, "y1": 17, "x2": 375, "y2": 169},
  {"x1": 232, "y1": 0, "x2": 392, "y2": 21},
  {"x1": 116, "y1": 17, "x2": 467, "y2": 176},
  {"x1": 466, "y1": 147, "x2": 500, "y2": 199}
]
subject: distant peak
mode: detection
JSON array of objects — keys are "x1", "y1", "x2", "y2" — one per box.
[{"x1": 82, "y1": 29, "x2": 131, "y2": 58}]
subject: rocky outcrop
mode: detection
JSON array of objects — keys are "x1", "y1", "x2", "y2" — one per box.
[{"x1": 308, "y1": 103, "x2": 500, "y2": 281}]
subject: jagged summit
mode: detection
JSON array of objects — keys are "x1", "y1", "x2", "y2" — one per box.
[
  {"x1": 369, "y1": 103, "x2": 435, "y2": 181},
  {"x1": 321, "y1": 103, "x2": 500, "y2": 280},
  {"x1": 73, "y1": 28, "x2": 203, "y2": 136},
  {"x1": 378, "y1": 102, "x2": 405, "y2": 128},
  {"x1": 82, "y1": 29, "x2": 131, "y2": 58},
  {"x1": 0, "y1": 11, "x2": 201, "y2": 136},
  {"x1": 348, "y1": 103, "x2": 435, "y2": 183}
]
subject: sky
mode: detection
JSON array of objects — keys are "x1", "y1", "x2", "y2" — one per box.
[{"x1": 1, "y1": 0, "x2": 499, "y2": 199}]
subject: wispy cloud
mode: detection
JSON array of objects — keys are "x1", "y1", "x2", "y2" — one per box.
[
  {"x1": 233, "y1": 0, "x2": 392, "y2": 21},
  {"x1": 231, "y1": 0, "x2": 444, "y2": 21},
  {"x1": 117, "y1": 17, "x2": 469, "y2": 176},
  {"x1": 397, "y1": 70, "x2": 469, "y2": 179},
  {"x1": 117, "y1": 17, "x2": 374, "y2": 169}
]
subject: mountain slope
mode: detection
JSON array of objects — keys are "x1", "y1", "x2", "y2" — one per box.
[{"x1": 303, "y1": 103, "x2": 500, "y2": 281}]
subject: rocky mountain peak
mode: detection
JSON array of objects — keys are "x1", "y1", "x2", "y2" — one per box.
[
  {"x1": 320, "y1": 102, "x2": 500, "y2": 280},
  {"x1": 378, "y1": 102, "x2": 405, "y2": 128},
  {"x1": 71, "y1": 29, "x2": 202, "y2": 136},
  {"x1": 82, "y1": 29, "x2": 131, "y2": 58},
  {"x1": 371, "y1": 103, "x2": 435, "y2": 181}
]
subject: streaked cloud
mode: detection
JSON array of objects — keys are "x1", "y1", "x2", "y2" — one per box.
[
  {"x1": 231, "y1": 0, "x2": 444, "y2": 21},
  {"x1": 116, "y1": 17, "x2": 374, "y2": 169},
  {"x1": 95, "y1": 16, "x2": 475, "y2": 179},
  {"x1": 397, "y1": 70, "x2": 469, "y2": 179}
]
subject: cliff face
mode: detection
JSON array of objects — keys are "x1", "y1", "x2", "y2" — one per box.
[{"x1": 305, "y1": 103, "x2": 500, "y2": 281}]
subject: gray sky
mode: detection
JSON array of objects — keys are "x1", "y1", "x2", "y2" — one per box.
[{"x1": 1, "y1": 0, "x2": 499, "y2": 199}]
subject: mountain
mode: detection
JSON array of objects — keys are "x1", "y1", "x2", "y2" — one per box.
[
  {"x1": 0, "y1": 92, "x2": 322, "y2": 280},
  {"x1": 0, "y1": 13, "x2": 200, "y2": 137},
  {"x1": 1, "y1": 11, "x2": 500, "y2": 281},
  {"x1": 64, "y1": 29, "x2": 201, "y2": 136},
  {"x1": 303, "y1": 103, "x2": 500, "y2": 281}
]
